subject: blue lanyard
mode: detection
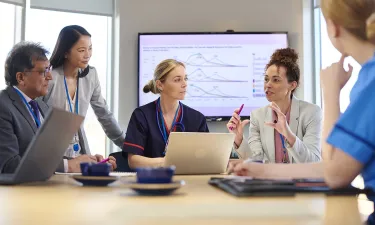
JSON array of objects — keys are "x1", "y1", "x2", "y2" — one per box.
[
  {"x1": 279, "y1": 134, "x2": 289, "y2": 163},
  {"x1": 279, "y1": 134, "x2": 286, "y2": 149},
  {"x1": 14, "y1": 88, "x2": 41, "y2": 127},
  {"x1": 63, "y1": 76, "x2": 79, "y2": 114},
  {"x1": 156, "y1": 99, "x2": 182, "y2": 145}
]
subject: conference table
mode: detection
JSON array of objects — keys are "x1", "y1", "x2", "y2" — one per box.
[{"x1": 0, "y1": 174, "x2": 366, "y2": 225}]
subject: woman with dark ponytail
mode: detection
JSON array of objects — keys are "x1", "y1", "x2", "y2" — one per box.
[{"x1": 43, "y1": 25, "x2": 124, "y2": 172}]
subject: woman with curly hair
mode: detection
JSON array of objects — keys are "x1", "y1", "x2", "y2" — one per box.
[{"x1": 227, "y1": 48, "x2": 322, "y2": 163}]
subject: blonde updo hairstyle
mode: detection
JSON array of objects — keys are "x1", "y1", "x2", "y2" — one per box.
[
  {"x1": 321, "y1": 0, "x2": 375, "y2": 44},
  {"x1": 143, "y1": 59, "x2": 185, "y2": 94}
]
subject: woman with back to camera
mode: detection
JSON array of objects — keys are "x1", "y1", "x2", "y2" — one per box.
[
  {"x1": 122, "y1": 59, "x2": 209, "y2": 169},
  {"x1": 228, "y1": 48, "x2": 322, "y2": 163},
  {"x1": 229, "y1": 0, "x2": 375, "y2": 223},
  {"x1": 44, "y1": 25, "x2": 124, "y2": 172}
]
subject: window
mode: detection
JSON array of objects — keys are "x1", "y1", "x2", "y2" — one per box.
[
  {"x1": 26, "y1": 8, "x2": 112, "y2": 156},
  {"x1": 317, "y1": 10, "x2": 362, "y2": 112},
  {"x1": 0, "y1": 1, "x2": 22, "y2": 90}
]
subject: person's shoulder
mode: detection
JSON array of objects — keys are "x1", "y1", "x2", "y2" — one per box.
[
  {"x1": 358, "y1": 56, "x2": 375, "y2": 82},
  {"x1": 297, "y1": 98, "x2": 321, "y2": 114},
  {"x1": 127, "y1": 101, "x2": 156, "y2": 127},
  {"x1": 86, "y1": 66, "x2": 98, "y2": 77},
  {"x1": 51, "y1": 66, "x2": 63, "y2": 75},
  {"x1": 0, "y1": 88, "x2": 15, "y2": 116},
  {"x1": 251, "y1": 104, "x2": 268, "y2": 118},
  {"x1": 0, "y1": 88, "x2": 11, "y2": 102},
  {"x1": 134, "y1": 101, "x2": 156, "y2": 116},
  {"x1": 81, "y1": 66, "x2": 100, "y2": 89},
  {"x1": 362, "y1": 55, "x2": 375, "y2": 72},
  {"x1": 294, "y1": 98, "x2": 322, "y2": 123},
  {"x1": 89, "y1": 66, "x2": 97, "y2": 70},
  {"x1": 50, "y1": 66, "x2": 62, "y2": 84},
  {"x1": 357, "y1": 56, "x2": 375, "y2": 88},
  {"x1": 181, "y1": 103, "x2": 205, "y2": 119}
]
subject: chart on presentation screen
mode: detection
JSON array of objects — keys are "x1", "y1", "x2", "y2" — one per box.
[{"x1": 139, "y1": 44, "x2": 275, "y2": 109}]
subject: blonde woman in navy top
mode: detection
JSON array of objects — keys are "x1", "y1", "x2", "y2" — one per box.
[{"x1": 123, "y1": 59, "x2": 209, "y2": 169}]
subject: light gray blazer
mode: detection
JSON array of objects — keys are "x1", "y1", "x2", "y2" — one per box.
[
  {"x1": 41, "y1": 66, "x2": 125, "y2": 154},
  {"x1": 234, "y1": 96, "x2": 322, "y2": 163}
]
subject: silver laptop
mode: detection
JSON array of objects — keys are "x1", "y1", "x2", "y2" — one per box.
[
  {"x1": 164, "y1": 132, "x2": 235, "y2": 175},
  {"x1": 0, "y1": 108, "x2": 84, "y2": 185}
]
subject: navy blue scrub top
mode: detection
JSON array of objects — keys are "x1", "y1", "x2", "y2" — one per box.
[{"x1": 123, "y1": 99, "x2": 209, "y2": 158}]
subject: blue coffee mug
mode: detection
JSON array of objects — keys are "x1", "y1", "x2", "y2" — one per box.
[{"x1": 136, "y1": 166, "x2": 176, "y2": 184}]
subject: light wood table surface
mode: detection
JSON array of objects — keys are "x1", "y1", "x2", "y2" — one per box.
[{"x1": 0, "y1": 175, "x2": 364, "y2": 225}]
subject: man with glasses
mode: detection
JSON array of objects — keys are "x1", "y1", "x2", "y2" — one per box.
[{"x1": 0, "y1": 42, "x2": 97, "y2": 173}]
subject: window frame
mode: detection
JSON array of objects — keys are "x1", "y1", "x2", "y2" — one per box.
[{"x1": 313, "y1": 7, "x2": 322, "y2": 107}]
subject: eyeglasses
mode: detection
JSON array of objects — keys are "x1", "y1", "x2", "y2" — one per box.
[{"x1": 24, "y1": 66, "x2": 51, "y2": 77}]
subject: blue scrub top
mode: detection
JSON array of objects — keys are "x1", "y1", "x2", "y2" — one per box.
[
  {"x1": 326, "y1": 54, "x2": 375, "y2": 223},
  {"x1": 123, "y1": 99, "x2": 209, "y2": 158}
]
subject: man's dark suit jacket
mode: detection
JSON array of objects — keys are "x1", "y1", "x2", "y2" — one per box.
[{"x1": 0, "y1": 86, "x2": 51, "y2": 173}]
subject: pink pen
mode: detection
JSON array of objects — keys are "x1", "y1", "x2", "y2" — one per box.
[
  {"x1": 99, "y1": 158, "x2": 110, "y2": 163},
  {"x1": 230, "y1": 104, "x2": 244, "y2": 130}
]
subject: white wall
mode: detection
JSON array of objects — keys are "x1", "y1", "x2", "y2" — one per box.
[{"x1": 116, "y1": 0, "x2": 310, "y2": 134}]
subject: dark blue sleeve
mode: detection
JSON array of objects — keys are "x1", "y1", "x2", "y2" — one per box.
[
  {"x1": 326, "y1": 68, "x2": 375, "y2": 165},
  {"x1": 198, "y1": 115, "x2": 209, "y2": 132},
  {"x1": 122, "y1": 109, "x2": 148, "y2": 156}
]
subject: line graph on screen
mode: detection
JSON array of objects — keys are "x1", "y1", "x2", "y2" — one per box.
[
  {"x1": 177, "y1": 53, "x2": 247, "y2": 68},
  {"x1": 188, "y1": 68, "x2": 247, "y2": 83},
  {"x1": 186, "y1": 84, "x2": 248, "y2": 99}
]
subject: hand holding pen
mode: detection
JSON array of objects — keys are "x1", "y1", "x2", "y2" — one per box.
[
  {"x1": 229, "y1": 104, "x2": 244, "y2": 131},
  {"x1": 95, "y1": 155, "x2": 117, "y2": 171},
  {"x1": 99, "y1": 158, "x2": 110, "y2": 163},
  {"x1": 226, "y1": 104, "x2": 250, "y2": 147}
]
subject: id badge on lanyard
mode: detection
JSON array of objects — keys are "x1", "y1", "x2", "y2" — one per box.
[
  {"x1": 64, "y1": 76, "x2": 80, "y2": 154},
  {"x1": 156, "y1": 99, "x2": 185, "y2": 156}
]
